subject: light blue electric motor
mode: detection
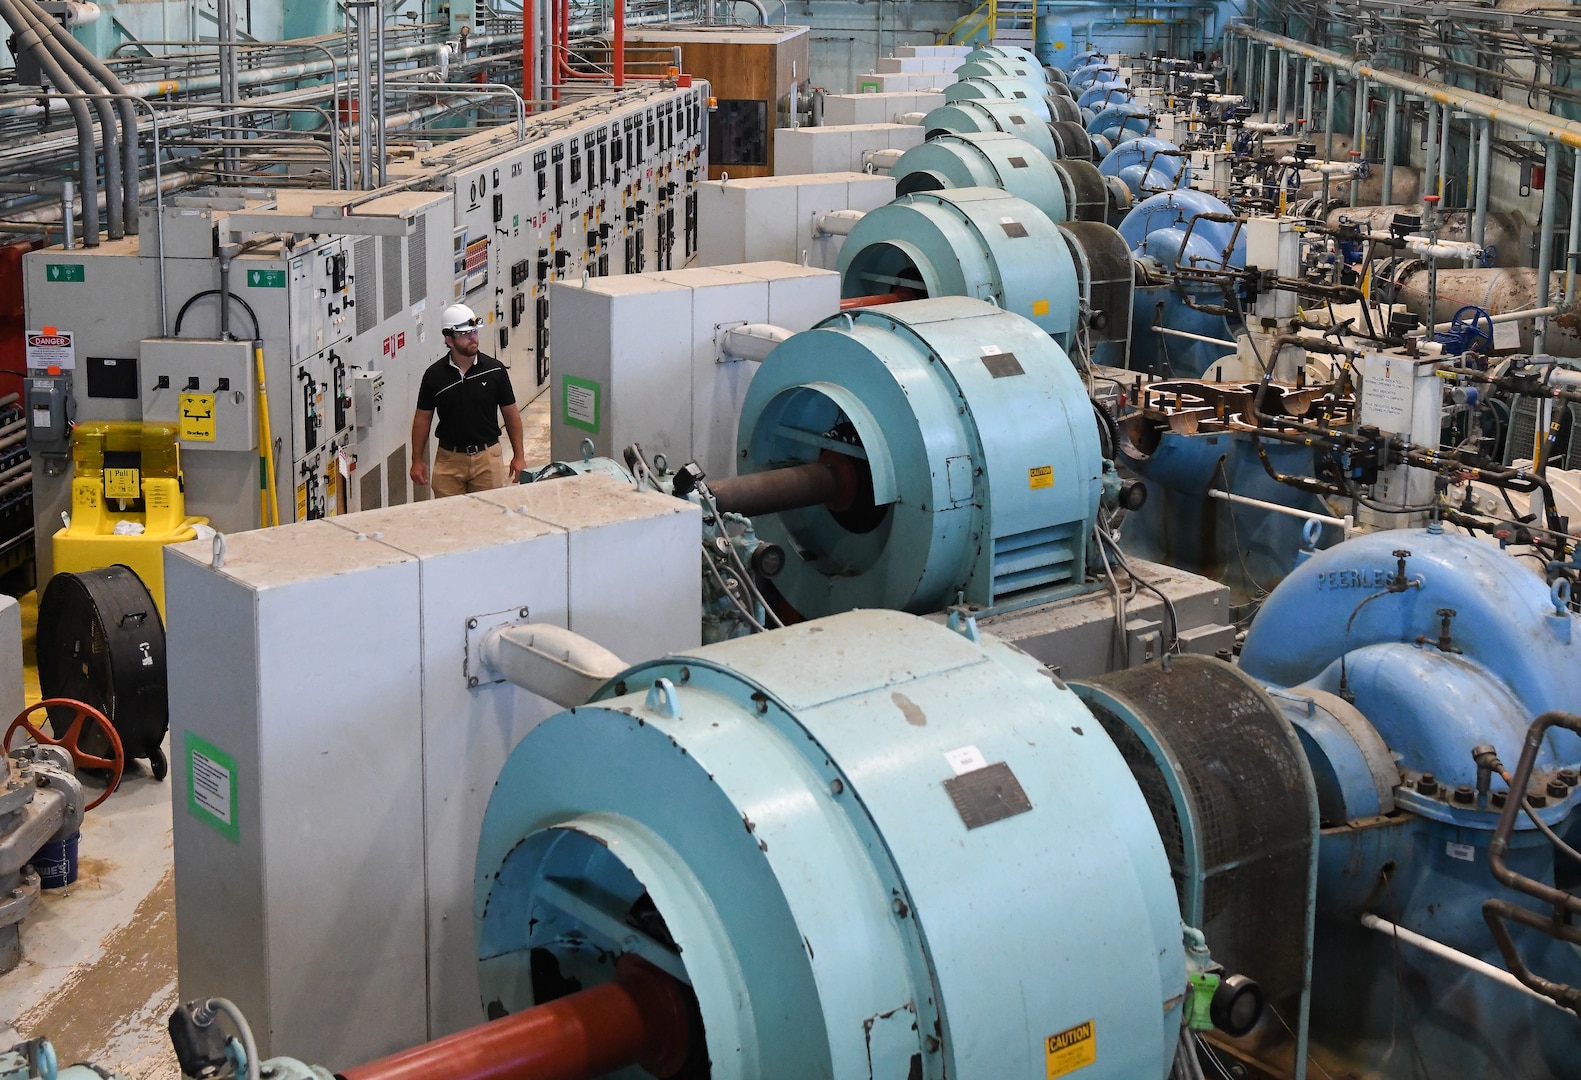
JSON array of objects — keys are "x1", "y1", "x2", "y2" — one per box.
[
  {"x1": 1100, "y1": 136, "x2": 1191, "y2": 198},
  {"x1": 955, "y1": 57, "x2": 1049, "y2": 87},
  {"x1": 945, "y1": 76, "x2": 1056, "y2": 122},
  {"x1": 966, "y1": 43, "x2": 1042, "y2": 67},
  {"x1": 889, "y1": 131, "x2": 1070, "y2": 224},
  {"x1": 474, "y1": 609, "x2": 1189, "y2": 1080},
  {"x1": 922, "y1": 100, "x2": 1060, "y2": 161},
  {"x1": 837, "y1": 189, "x2": 1081, "y2": 347},
  {"x1": 734, "y1": 297, "x2": 1103, "y2": 617}
]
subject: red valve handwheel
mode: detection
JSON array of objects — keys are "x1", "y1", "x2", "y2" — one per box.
[{"x1": 5, "y1": 698, "x2": 125, "y2": 811}]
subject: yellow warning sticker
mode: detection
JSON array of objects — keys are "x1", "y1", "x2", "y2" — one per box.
[
  {"x1": 179, "y1": 392, "x2": 217, "y2": 442},
  {"x1": 295, "y1": 482, "x2": 308, "y2": 521},
  {"x1": 103, "y1": 467, "x2": 140, "y2": 500},
  {"x1": 1032, "y1": 299, "x2": 1050, "y2": 316},
  {"x1": 1029, "y1": 465, "x2": 1054, "y2": 489},
  {"x1": 1046, "y1": 1019, "x2": 1096, "y2": 1078}
]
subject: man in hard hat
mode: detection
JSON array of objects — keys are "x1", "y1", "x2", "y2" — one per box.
[{"x1": 410, "y1": 303, "x2": 526, "y2": 495}]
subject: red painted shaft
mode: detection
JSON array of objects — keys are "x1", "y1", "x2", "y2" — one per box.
[
  {"x1": 839, "y1": 292, "x2": 910, "y2": 310},
  {"x1": 337, "y1": 960, "x2": 690, "y2": 1080}
]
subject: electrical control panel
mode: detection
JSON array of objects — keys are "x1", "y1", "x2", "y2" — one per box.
[
  {"x1": 419, "y1": 83, "x2": 711, "y2": 404},
  {"x1": 352, "y1": 369, "x2": 385, "y2": 430},
  {"x1": 23, "y1": 84, "x2": 706, "y2": 576},
  {"x1": 288, "y1": 239, "x2": 354, "y2": 359},
  {"x1": 139, "y1": 338, "x2": 258, "y2": 452}
]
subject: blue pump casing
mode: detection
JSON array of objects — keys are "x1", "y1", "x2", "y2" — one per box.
[
  {"x1": 1086, "y1": 103, "x2": 1153, "y2": 146},
  {"x1": 1120, "y1": 189, "x2": 1245, "y2": 377},
  {"x1": 1100, "y1": 137, "x2": 1191, "y2": 198},
  {"x1": 1238, "y1": 528, "x2": 1581, "y2": 1079}
]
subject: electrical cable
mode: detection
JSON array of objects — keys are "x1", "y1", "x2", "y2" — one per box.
[
  {"x1": 1380, "y1": 878, "x2": 1438, "y2": 1080},
  {"x1": 699, "y1": 546, "x2": 769, "y2": 635},
  {"x1": 173, "y1": 288, "x2": 261, "y2": 340},
  {"x1": 1099, "y1": 527, "x2": 1182, "y2": 653},
  {"x1": 1093, "y1": 523, "x2": 1130, "y2": 669},
  {"x1": 204, "y1": 998, "x2": 261, "y2": 1080}
]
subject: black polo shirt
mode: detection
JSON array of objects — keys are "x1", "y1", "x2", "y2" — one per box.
[{"x1": 416, "y1": 353, "x2": 516, "y2": 449}]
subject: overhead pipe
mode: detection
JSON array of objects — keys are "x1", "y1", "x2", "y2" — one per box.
[
  {"x1": 10, "y1": 0, "x2": 123, "y2": 238},
  {"x1": 0, "y1": 0, "x2": 100, "y2": 244},
  {"x1": 114, "y1": 33, "x2": 524, "y2": 99},
  {"x1": 1228, "y1": 24, "x2": 1581, "y2": 151},
  {"x1": 216, "y1": 0, "x2": 238, "y2": 178},
  {"x1": 1472, "y1": 119, "x2": 1491, "y2": 247},
  {"x1": 614, "y1": 0, "x2": 624, "y2": 86},
  {"x1": 522, "y1": 0, "x2": 535, "y2": 108},
  {"x1": 1568, "y1": 149, "x2": 1581, "y2": 305},
  {"x1": 1535, "y1": 140, "x2": 1560, "y2": 355},
  {"x1": 17, "y1": 0, "x2": 137, "y2": 234},
  {"x1": 1381, "y1": 86, "x2": 1398, "y2": 203}
]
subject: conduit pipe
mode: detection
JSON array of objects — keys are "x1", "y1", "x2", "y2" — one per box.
[
  {"x1": 1536, "y1": 140, "x2": 1560, "y2": 354},
  {"x1": 0, "y1": 0, "x2": 100, "y2": 244},
  {"x1": 17, "y1": 0, "x2": 137, "y2": 234},
  {"x1": 114, "y1": 33, "x2": 523, "y2": 99},
  {"x1": 8, "y1": 0, "x2": 122, "y2": 237},
  {"x1": 1229, "y1": 24, "x2": 1581, "y2": 151},
  {"x1": 1359, "y1": 914, "x2": 1571, "y2": 1012}
]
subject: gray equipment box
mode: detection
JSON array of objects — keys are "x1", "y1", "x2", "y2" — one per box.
[{"x1": 167, "y1": 474, "x2": 701, "y2": 1068}]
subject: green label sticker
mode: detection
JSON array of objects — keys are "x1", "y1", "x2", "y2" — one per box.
[
  {"x1": 860, "y1": 81, "x2": 880, "y2": 93},
  {"x1": 186, "y1": 732, "x2": 239, "y2": 843},
  {"x1": 245, "y1": 269, "x2": 287, "y2": 288},
  {"x1": 563, "y1": 374, "x2": 601, "y2": 433},
  {"x1": 45, "y1": 264, "x2": 85, "y2": 283}
]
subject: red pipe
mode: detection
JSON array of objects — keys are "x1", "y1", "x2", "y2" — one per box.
[
  {"x1": 613, "y1": 0, "x2": 624, "y2": 87},
  {"x1": 523, "y1": 0, "x2": 535, "y2": 111},
  {"x1": 338, "y1": 959, "x2": 691, "y2": 1080}
]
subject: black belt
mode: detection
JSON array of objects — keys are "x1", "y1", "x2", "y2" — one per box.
[{"x1": 439, "y1": 440, "x2": 498, "y2": 455}]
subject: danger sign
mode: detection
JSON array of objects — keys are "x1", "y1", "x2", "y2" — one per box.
[{"x1": 25, "y1": 326, "x2": 74, "y2": 371}]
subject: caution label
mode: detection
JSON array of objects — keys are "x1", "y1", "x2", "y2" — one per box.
[
  {"x1": 1045, "y1": 1019, "x2": 1096, "y2": 1078},
  {"x1": 1029, "y1": 465, "x2": 1054, "y2": 489},
  {"x1": 180, "y1": 392, "x2": 217, "y2": 442},
  {"x1": 1032, "y1": 299, "x2": 1050, "y2": 316}
]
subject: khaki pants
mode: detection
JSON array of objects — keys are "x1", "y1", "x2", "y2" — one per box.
[{"x1": 431, "y1": 444, "x2": 506, "y2": 497}]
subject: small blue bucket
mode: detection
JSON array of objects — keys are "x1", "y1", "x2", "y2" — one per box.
[{"x1": 33, "y1": 830, "x2": 80, "y2": 888}]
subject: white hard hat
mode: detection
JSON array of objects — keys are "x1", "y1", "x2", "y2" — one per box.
[{"x1": 440, "y1": 303, "x2": 481, "y2": 333}]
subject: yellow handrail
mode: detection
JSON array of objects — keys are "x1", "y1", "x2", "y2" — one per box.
[{"x1": 937, "y1": 0, "x2": 993, "y2": 45}]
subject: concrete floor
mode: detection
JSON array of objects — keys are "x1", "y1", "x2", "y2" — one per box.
[{"x1": 0, "y1": 391, "x2": 555, "y2": 1076}]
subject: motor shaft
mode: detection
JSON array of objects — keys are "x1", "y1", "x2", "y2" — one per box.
[{"x1": 337, "y1": 958, "x2": 691, "y2": 1080}]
